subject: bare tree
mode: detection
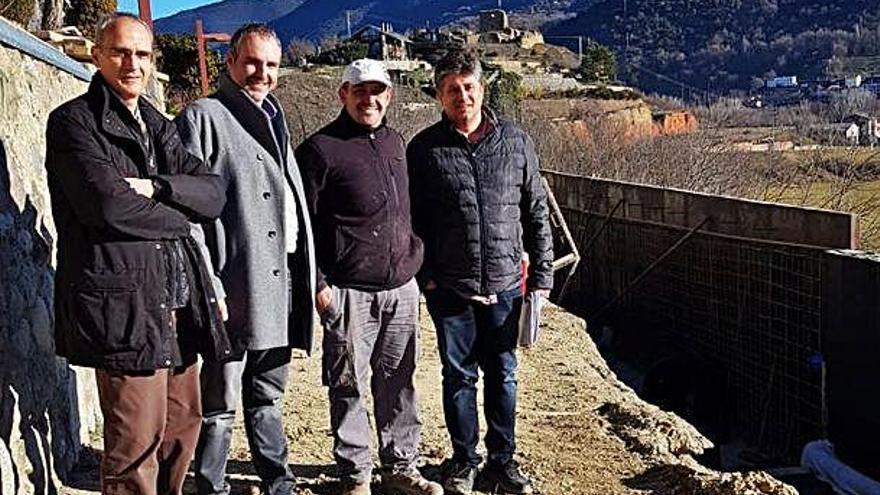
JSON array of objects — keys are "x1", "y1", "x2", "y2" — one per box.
[
  {"x1": 287, "y1": 37, "x2": 316, "y2": 65},
  {"x1": 828, "y1": 89, "x2": 878, "y2": 122}
]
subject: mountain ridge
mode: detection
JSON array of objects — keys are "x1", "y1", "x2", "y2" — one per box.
[{"x1": 154, "y1": 0, "x2": 880, "y2": 96}]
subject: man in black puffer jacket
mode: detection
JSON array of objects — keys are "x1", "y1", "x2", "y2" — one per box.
[
  {"x1": 295, "y1": 59, "x2": 441, "y2": 495},
  {"x1": 407, "y1": 50, "x2": 553, "y2": 495}
]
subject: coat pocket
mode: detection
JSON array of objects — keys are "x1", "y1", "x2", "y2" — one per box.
[{"x1": 72, "y1": 269, "x2": 146, "y2": 356}]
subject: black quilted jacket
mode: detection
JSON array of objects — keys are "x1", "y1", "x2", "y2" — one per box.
[{"x1": 407, "y1": 108, "x2": 553, "y2": 297}]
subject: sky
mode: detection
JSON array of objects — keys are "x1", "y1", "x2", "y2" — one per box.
[{"x1": 117, "y1": 0, "x2": 218, "y2": 19}]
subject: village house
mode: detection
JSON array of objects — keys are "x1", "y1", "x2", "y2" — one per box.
[
  {"x1": 808, "y1": 122, "x2": 860, "y2": 146},
  {"x1": 350, "y1": 23, "x2": 412, "y2": 61},
  {"x1": 842, "y1": 113, "x2": 880, "y2": 146}
]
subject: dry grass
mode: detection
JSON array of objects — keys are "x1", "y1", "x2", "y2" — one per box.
[{"x1": 273, "y1": 68, "x2": 880, "y2": 248}]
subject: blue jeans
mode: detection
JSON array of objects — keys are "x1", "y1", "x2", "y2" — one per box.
[
  {"x1": 195, "y1": 347, "x2": 295, "y2": 495},
  {"x1": 425, "y1": 286, "x2": 522, "y2": 468}
]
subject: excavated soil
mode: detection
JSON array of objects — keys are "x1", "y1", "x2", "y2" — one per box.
[{"x1": 61, "y1": 302, "x2": 795, "y2": 495}]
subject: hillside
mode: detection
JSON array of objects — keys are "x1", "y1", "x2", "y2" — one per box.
[
  {"x1": 547, "y1": 0, "x2": 880, "y2": 94},
  {"x1": 154, "y1": 0, "x2": 568, "y2": 42},
  {"x1": 269, "y1": 0, "x2": 544, "y2": 43},
  {"x1": 152, "y1": 0, "x2": 880, "y2": 97},
  {"x1": 153, "y1": 0, "x2": 303, "y2": 35}
]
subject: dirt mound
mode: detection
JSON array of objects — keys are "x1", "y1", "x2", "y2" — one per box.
[
  {"x1": 597, "y1": 401, "x2": 712, "y2": 459},
  {"x1": 626, "y1": 464, "x2": 798, "y2": 495}
]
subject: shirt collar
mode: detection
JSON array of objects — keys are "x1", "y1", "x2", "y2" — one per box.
[{"x1": 261, "y1": 97, "x2": 279, "y2": 119}]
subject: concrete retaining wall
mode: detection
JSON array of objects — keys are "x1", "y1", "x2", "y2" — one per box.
[
  {"x1": 545, "y1": 171, "x2": 859, "y2": 249},
  {"x1": 823, "y1": 250, "x2": 880, "y2": 478},
  {"x1": 544, "y1": 171, "x2": 855, "y2": 463}
]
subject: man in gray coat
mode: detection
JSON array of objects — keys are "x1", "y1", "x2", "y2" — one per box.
[{"x1": 176, "y1": 24, "x2": 316, "y2": 495}]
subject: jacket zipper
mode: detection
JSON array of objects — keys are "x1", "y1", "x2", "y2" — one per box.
[
  {"x1": 388, "y1": 148, "x2": 401, "y2": 287},
  {"x1": 370, "y1": 132, "x2": 397, "y2": 289},
  {"x1": 467, "y1": 140, "x2": 488, "y2": 295}
]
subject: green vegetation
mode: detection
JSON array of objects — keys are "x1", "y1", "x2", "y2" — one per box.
[
  {"x1": 155, "y1": 33, "x2": 223, "y2": 113},
  {"x1": 487, "y1": 71, "x2": 524, "y2": 119},
  {"x1": 578, "y1": 41, "x2": 617, "y2": 83},
  {"x1": 550, "y1": 0, "x2": 880, "y2": 95},
  {"x1": 314, "y1": 39, "x2": 368, "y2": 66},
  {"x1": 827, "y1": 55, "x2": 880, "y2": 78},
  {"x1": 65, "y1": 0, "x2": 117, "y2": 38},
  {"x1": 522, "y1": 85, "x2": 642, "y2": 101}
]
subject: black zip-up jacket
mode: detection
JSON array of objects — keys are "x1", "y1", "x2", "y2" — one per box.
[
  {"x1": 45, "y1": 74, "x2": 231, "y2": 372},
  {"x1": 295, "y1": 110, "x2": 423, "y2": 292},
  {"x1": 407, "y1": 108, "x2": 554, "y2": 297}
]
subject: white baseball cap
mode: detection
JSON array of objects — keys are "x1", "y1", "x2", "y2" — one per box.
[{"x1": 341, "y1": 58, "x2": 393, "y2": 88}]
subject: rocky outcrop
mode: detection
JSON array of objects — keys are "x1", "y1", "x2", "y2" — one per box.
[{"x1": 0, "y1": 42, "x2": 99, "y2": 494}]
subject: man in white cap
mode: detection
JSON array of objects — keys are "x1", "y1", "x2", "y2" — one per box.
[{"x1": 295, "y1": 60, "x2": 442, "y2": 495}]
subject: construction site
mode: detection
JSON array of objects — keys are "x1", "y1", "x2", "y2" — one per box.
[{"x1": 2, "y1": 5, "x2": 880, "y2": 495}]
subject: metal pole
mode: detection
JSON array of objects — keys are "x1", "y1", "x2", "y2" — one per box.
[
  {"x1": 578, "y1": 36, "x2": 583, "y2": 64},
  {"x1": 581, "y1": 198, "x2": 624, "y2": 255},
  {"x1": 346, "y1": 11, "x2": 351, "y2": 38},
  {"x1": 195, "y1": 19, "x2": 209, "y2": 97},
  {"x1": 138, "y1": 0, "x2": 153, "y2": 29}
]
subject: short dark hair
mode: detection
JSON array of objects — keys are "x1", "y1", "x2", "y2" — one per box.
[
  {"x1": 95, "y1": 12, "x2": 152, "y2": 47},
  {"x1": 434, "y1": 49, "x2": 482, "y2": 90},
  {"x1": 229, "y1": 23, "x2": 281, "y2": 58}
]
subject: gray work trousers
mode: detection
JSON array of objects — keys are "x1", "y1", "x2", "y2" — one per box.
[
  {"x1": 194, "y1": 347, "x2": 295, "y2": 495},
  {"x1": 321, "y1": 278, "x2": 422, "y2": 483}
]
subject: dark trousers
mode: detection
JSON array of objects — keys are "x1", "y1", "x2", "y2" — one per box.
[
  {"x1": 194, "y1": 347, "x2": 295, "y2": 495},
  {"x1": 425, "y1": 286, "x2": 522, "y2": 468},
  {"x1": 95, "y1": 364, "x2": 201, "y2": 495}
]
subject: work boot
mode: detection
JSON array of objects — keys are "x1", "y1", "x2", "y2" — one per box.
[
  {"x1": 441, "y1": 460, "x2": 477, "y2": 495},
  {"x1": 381, "y1": 468, "x2": 443, "y2": 495},
  {"x1": 481, "y1": 460, "x2": 534, "y2": 494},
  {"x1": 340, "y1": 479, "x2": 371, "y2": 495}
]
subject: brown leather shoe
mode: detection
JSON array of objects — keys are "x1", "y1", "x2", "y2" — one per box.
[{"x1": 381, "y1": 468, "x2": 444, "y2": 495}]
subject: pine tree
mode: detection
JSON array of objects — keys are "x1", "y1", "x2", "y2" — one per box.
[{"x1": 578, "y1": 41, "x2": 617, "y2": 84}]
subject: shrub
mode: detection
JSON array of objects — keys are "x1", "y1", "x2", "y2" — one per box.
[
  {"x1": 1, "y1": 0, "x2": 35, "y2": 26},
  {"x1": 155, "y1": 33, "x2": 223, "y2": 113},
  {"x1": 65, "y1": 0, "x2": 117, "y2": 39}
]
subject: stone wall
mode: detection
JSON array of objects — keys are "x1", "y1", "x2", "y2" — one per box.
[{"x1": 0, "y1": 42, "x2": 99, "y2": 494}]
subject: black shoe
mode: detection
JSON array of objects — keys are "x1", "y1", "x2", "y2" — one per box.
[
  {"x1": 482, "y1": 460, "x2": 534, "y2": 494},
  {"x1": 441, "y1": 459, "x2": 478, "y2": 495}
]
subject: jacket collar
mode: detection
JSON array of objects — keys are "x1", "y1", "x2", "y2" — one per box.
[
  {"x1": 441, "y1": 106, "x2": 499, "y2": 145},
  {"x1": 89, "y1": 74, "x2": 169, "y2": 136},
  {"x1": 328, "y1": 108, "x2": 389, "y2": 139},
  {"x1": 87, "y1": 74, "x2": 167, "y2": 173},
  {"x1": 214, "y1": 73, "x2": 288, "y2": 165},
  {"x1": 88, "y1": 74, "x2": 153, "y2": 141}
]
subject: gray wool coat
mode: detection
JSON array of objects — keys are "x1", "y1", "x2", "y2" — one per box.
[{"x1": 176, "y1": 75, "x2": 316, "y2": 354}]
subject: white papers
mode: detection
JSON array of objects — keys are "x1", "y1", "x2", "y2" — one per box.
[{"x1": 518, "y1": 291, "x2": 546, "y2": 348}]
